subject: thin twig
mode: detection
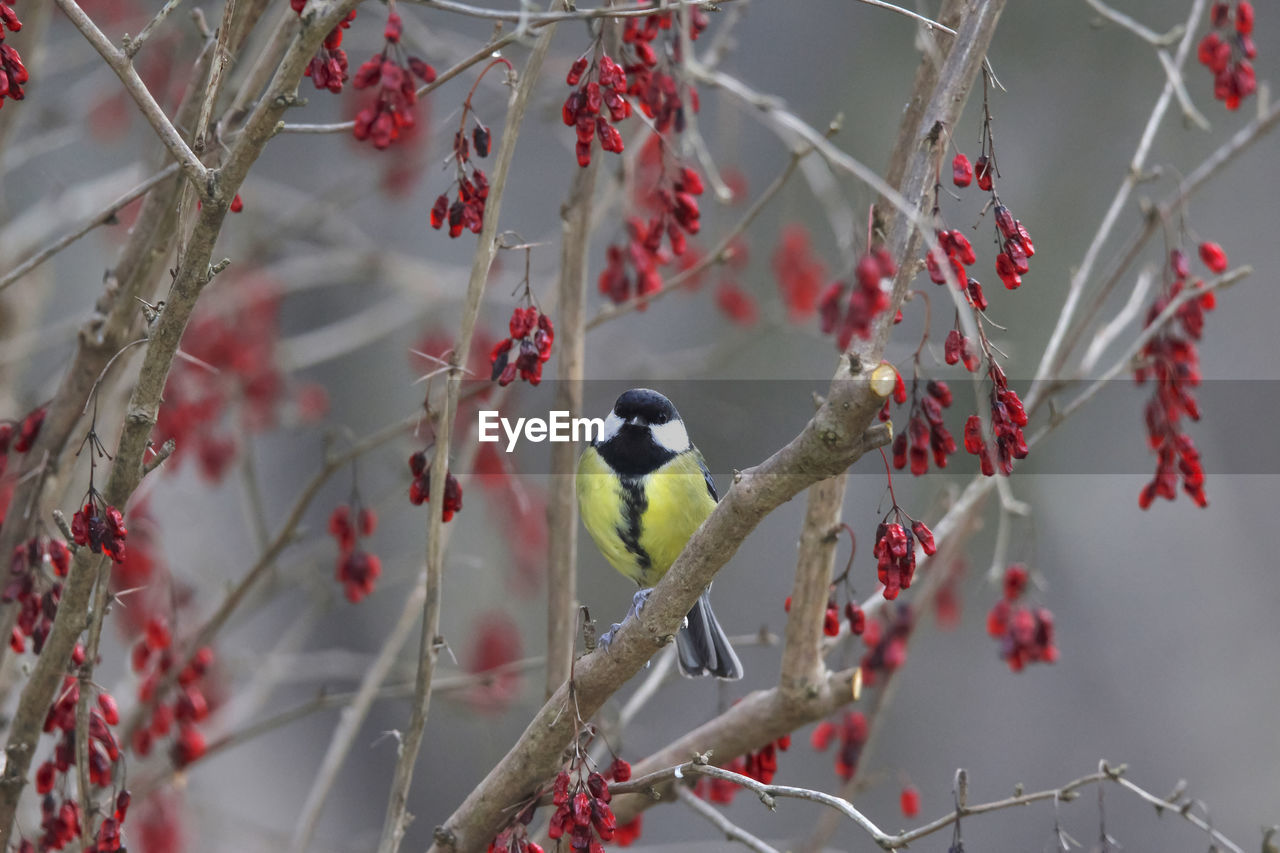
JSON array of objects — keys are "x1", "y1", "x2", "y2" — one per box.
[
  {"x1": 676, "y1": 785, "x2": 784, "y2": 853},
  {"x1": 123, "y1": 0, "x2": 187, "y2": 58},
  {"x1": 1083, "y1": 0, "x2": 1183, "y2": 47},
  {"x1": 401, "y1": 0, "x2": 731, "y2": 24}
]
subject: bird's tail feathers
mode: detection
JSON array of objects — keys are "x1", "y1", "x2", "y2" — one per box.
[{"x1": 675, "y1": 589, "x2": 743, "y2": 680}]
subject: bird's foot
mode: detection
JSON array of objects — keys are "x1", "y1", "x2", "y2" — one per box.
[{"x1": 597, "y1": 622, "x2": 625, "y2": 652}]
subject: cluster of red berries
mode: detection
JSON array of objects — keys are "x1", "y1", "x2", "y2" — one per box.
[
  {"x1": 408, "y1": 450, "x2": 463, "y2": 521},
  {"x1": 71, "y1": 497, "x2": 127, "y2": 565},
  {"x1": 298, "y1": 4, "x2": 355, "y2": 93},
  {"x1": 786, "y1": 592, "x2": 868, "y2": 638},
  {"x1": 546, "y1": 758, "x2": 625, "y2": 853},
  {"x1": 963, "y1": 360, "x2": 1028, "y2": 477},
  {"x1": 1135, "y1": 244, "x2": 1223, "y2": 508},
  {"x1": 489, "y1": 306, "x2": 554, "y2": 386},
  {"x1": 738, "y1": 734, "x2": 790, "y2": 786},
  {"x1": 892, "y1": 378, "x2": 957, "y2": 476},
  {"x1": 811, "y1": 710, "x2": 868, "y2": 781},
  {"x1": 130, "y1": 620, "x2": 215, "y2": 768},
  {"x1": 874, "y1": 516, "x2": 936, "y2": 601},
  {"x1": 859, "y1": 604, "x2": 914, "y2": 687},
  {"x1": 86, "y1": 791, "x2": 131, "y2": 853},
  {"x1": 430, "y1": 121, "x2": 491, "y2": 238},
  {"x1": 0, "y1": 0, "x2": 27, "y2": 108},
  {"x1": 951, "y1": 151, "x2": 992, "y2": 191},
  {"x1": 4, "y1": 536, "x2": 70, "y2": 655},
  {"x1": 156, "y1": 278, "x2": 327, "y2": 483},
  {"x1": 927, "y1": 227, "x2": 987, "y2": 307},
  {"x1": 944, "y1": 328, "x2": 981, "y2": 372},
  {"x1": 563, "y1": 52, "x2": 629, "y2": 167},
  {"x1": 328, "y1": 503, "x2": 381, "y2": 603},
  {"x1": 598, "y1": 146, "x2": 704, "y2": 308},
  {"x1": 486, "y1": 801, "x2": 542, "y2": 853},
  {"x1": 39, "y1": 675, "x2": 124, "y2": 794},
  {"x1": 986, "y1": 564, "x2": 1057, "y2": 671},
  {"x1": 1, "y1": 404, "x2": 48, "y2": 478},
  {"x1": 993, "y1": 204, "x2": 1035, "y2": 290},
  {"x1": 1198, "y1": 2, "x2": 1256, "y2": 110},
  {"x1": 774, "y1": 225, "x2": 826, "y2": 323},
  {"x1": 619, "y1": 4, "x2": 708, "y2": 134},
  {"x1": 819, "y1": 245, "x2": 897, "y2": 348},
  {"x1": 352, "y1": 11, "x2": 436, "y2": 149},
  {"x1": 29, "y1": 793, "x2": 81, "y2": 852}
]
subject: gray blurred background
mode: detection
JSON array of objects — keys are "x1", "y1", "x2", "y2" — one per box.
[{"x1": 2, "y1": 0, "x2": 1278, "y2": 850}]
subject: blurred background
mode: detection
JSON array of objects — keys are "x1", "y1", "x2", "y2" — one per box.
[{"x1": 1, "y1": 0, "x2": 1277, "y2": 850}]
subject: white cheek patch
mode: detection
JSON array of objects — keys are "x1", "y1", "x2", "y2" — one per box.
[
  {"x1": 651, "y1": 419, "x2": 691, "y2": 453},
  {"x1": 599, "y1": 411, "x2": 624, "y2": 444}
]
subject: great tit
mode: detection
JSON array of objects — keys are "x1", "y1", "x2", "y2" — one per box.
[{"x1": 576, "y1": 388, "x2": 743, "y2": 679}]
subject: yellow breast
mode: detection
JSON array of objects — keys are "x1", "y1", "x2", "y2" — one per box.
[{"x1": 576, "y1": 447, "x2": 717, "y2": 588}]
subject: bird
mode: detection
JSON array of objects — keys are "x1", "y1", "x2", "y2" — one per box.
[{"x1": 576, "y1": 388, "x2": 742, "y2": 679}]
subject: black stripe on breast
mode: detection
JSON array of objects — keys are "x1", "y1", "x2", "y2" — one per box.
[{"x1": 616, "y1": 477, "x2": 651, "y2": 574}]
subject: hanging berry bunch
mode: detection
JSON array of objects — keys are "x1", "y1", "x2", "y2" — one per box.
[
  {"x1": 546, "y1": 753, "x2": 619, "y2": 851},
  {"x1": 328, "y1": 500, "x2": 381, "y2": 603},
  {"x1": 948, "y1": 72, "x2": 1036, "y2": 294},
  {"x1": 1198, "y1": 2, "x2": 1256, "y2": 110},
  {"x1": 1135, "y1": 244, "x2": 1223, "y2": 508},
  {"x1": 38, "y1": 674, "x2": 126, "y2": 798},
  {"x1": 962, "y1": 358, "x2": 1028, "y2": 477},
  {"x1": 3, "y1": 536, "x2": 70, "y2": 655},
  {"x1": 489, "y1": 249, "x2": 554, "y2": 386},
  {"x1": 876, "y1": 291, "x2": 959, "y2": 476},
  {"x1": 986, "y1": 564, "x2": 1057, "y2": 671},
  {"x1": 129, "y1": 622, "x2": 217, "y2": 769},
  {"x1": 408, "y1": 449, "x2": 463, "y2": 521},
  {"x1": 873, "y1": 451, "x2": 937, "y2": 599},
  {"x1": 620, "y1": 2, "x2": 709, "y2": 133},
  {"x1": 429, "y1": 59, "x2": 511, "y2": 239},
  {"x1": 810, "y1": 710, "x2": 868, "y2": 781},
  {"x1": 0, "y1": 403, "x2": 47, "y2": 480},
  {"x1": 818, "y1": 244, "x2": 897, "y2": 349},
  {"x1": 352, "y1": 9, "x2": 437, "y2": 149},
  {"x1": 486, "y1": 800, "x2": 544, "y2": 853},
  {"x1": 784, "y1": 524, "x2": 868, "y2": 640},
  {"x1": 859, "y1": 603, "x2": 915, "y2": 686},
  {"x1": 598, "y1": 138, "x2": 705, "y2": 307},
  {"x1": 297, "y1": 3, "x2": 356, "y2": 93},
  {"x1": 944, "y1": 327, "x2": 981, "y2": 372},
  {"x1": 0, "y1": 0, "x2": 27, "y2": 108},
  {"x1": 774, "y1": 225, "x2": 827, "y2": 322},
  {"x1": 71, "y1": 425, "x2": 127, "y2": 564},
  {"x1": 563, "y1": 50, "x2": 630, "y2": 167}
]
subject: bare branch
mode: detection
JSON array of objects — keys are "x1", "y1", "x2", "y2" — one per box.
[
  {"x1": 0, "y1": 164, "x2": 181, "y2": 294},
  {"x1": 676, "y1": 785, "x2": 783, "y2": 853},
  {"x1": 54, "y1": 0, "x2": 209, "y2": 188},
  {"x1": 123, "y1": 0, "x2": 187, "y2": 58}
]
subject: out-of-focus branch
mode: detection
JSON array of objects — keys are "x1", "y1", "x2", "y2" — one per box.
[
  {"x1": 402, "y1": 0, "x2": 730, "y2": 24},
  {"x1": 0, "y1": 163, "x2": 180, "y2": 294},
  {"x1": 1036, "y1": 94, "x2": 1280, "y2": 407},
  {"x1": 53, "y1": 0, "x2": 209, "y2": 188},
  {"x1": 1027, "y1": 0, "x2": 1205, "y2": 405},
  {"x1": 376, "y1": 24, "x2": 555, "y2": 853},
  {"x1": 289, "y1": 581, "x2": 428, "y2": 853},
  {"x1": 545, "y1": 152, "x2": 600, "y2": 697}
]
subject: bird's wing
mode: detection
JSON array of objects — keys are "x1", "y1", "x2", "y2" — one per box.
[{"x1": 696, "y1": 449, "x2": 718, "y2": 502}]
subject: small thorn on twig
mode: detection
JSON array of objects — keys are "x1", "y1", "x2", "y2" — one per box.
[{"x1": 143, "y1": 438, "x2": 177, "y2": 476}]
